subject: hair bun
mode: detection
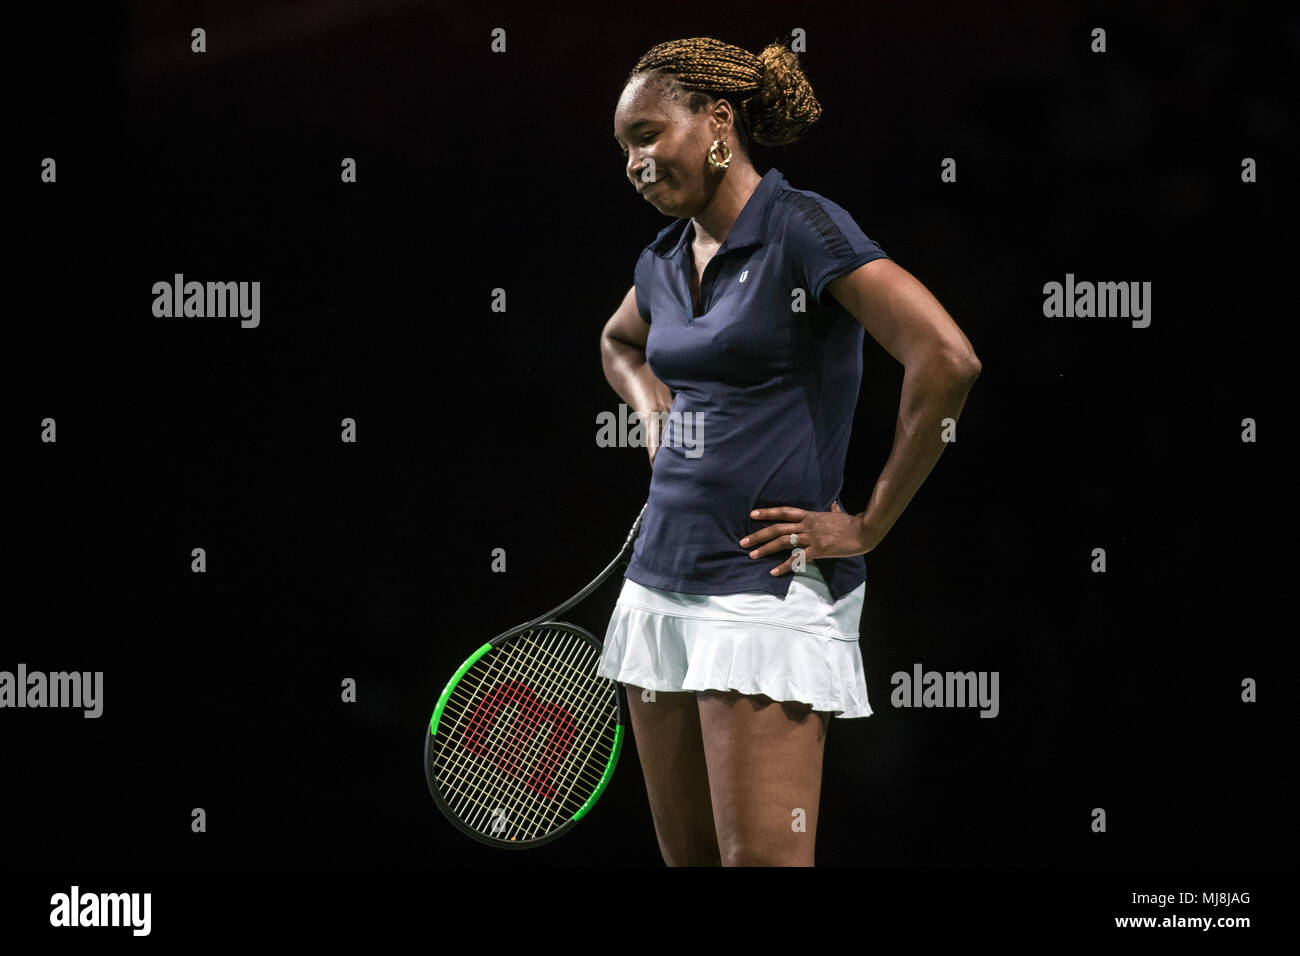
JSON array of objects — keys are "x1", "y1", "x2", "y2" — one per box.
[{"x1": 747, "y1": 42, "x2": 822, "y2": 147}]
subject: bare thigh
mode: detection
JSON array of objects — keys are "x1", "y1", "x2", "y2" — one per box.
[
  {"x1": 696, "y1": 689, "x2": 830, "y2": 866},
  {"x1": 624, "y1": 684, "x2": 721, "y2": 866}
]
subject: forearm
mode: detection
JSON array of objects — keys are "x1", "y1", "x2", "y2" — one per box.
[
  {"x1": 600, "y1": 334, "x2": 673, "y2": 415},
  {"x1": 856, "y1": 357, "x2": 980, "y2": 548}
]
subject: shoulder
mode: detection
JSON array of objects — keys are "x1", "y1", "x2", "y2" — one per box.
[
  {"x1": 769, "y1": 179, "x2": 889, "y2": 305},
  {"x1": 772, "y1": 181, "x2": 864, "y2": 249}
]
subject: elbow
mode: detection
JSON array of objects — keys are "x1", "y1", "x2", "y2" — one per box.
[
  {"x1": 946, "y1": 343, "x2": 981, "y2": 382},
  {"x1": 599, "y1": 333, "x2": 618, "y2": 375},
  {"x1": 931, "y1": 349, "x2": 980, "y2": 384},
  {"x1": 599, "y1": 328, "x2": 620, "y2": 360},
  {"x1": 913, "y1": 338, "x2": 980, "y2": 383}
]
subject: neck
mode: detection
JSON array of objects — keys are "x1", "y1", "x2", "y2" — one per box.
[{"x1": 691, "y1": 164, "x2": 763, "y2": 248}]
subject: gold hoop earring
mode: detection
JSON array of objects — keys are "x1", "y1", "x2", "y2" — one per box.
[{"x1": 707, "y1": 139, "x2": 732, "y2": 169}]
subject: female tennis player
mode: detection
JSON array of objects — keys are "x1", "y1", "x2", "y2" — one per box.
[{"x1": 599, "y1": 37, "x2": 981, "y2": 866}]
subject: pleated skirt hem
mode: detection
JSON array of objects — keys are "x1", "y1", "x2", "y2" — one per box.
[{"x1": 597, "y1": 577, "x2": 873, "y2": 719}]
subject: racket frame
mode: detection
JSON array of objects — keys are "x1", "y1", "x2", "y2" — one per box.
[{"x1": 424, "y1": 500, "x2": 648, "y2": 849}]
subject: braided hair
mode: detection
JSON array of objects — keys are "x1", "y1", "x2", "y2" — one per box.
[{"x1": 624, "y1": 36, "x2": 823, "y2": 162}]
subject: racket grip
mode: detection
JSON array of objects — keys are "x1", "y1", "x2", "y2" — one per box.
[{"x1": 623, "y1": 499, "x2": 650, "y2": 550}]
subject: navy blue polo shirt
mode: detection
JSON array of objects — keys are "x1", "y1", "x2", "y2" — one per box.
[{"x1": 624, "y1": 167, "x2": 890, "y2": 603}]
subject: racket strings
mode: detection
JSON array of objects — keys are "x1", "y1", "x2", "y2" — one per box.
[
  {"x1": 436, "y1": 630, "x2": 613, "y2": 833},
  {"x1": 431, "y1": 627, "x2": 619, "y2": 840},
  {"x1": 433, "y1": 631, "x2": 611, "y2": 838},
  {"x1": 439, "y1": 670, "x2": 588, "y2": 831},
  {"x1": 437, "y1": 629, "x2": 618, "y2": 798},
  {"x1": 436, "y1": 633, "x2": 613, "y2": 801},
  {"x1": 438, "y1": 641, "x2": 616, "y2": 802}
]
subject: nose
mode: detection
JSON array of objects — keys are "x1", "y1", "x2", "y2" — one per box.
[{"x1": 626, "y1": 148, "x2": 656, "y2": 187}]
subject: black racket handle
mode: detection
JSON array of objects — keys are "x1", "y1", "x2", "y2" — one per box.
[
  {"x1": 519, "y1": 498, "x2": 649, "y2": 631},
  {"x1": 618, "y1": 498, "x2": 650, "y2": 564}
]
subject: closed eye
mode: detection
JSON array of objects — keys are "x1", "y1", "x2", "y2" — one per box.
[{"x1": 619, "y1": 132, "x2": 656, "y2": 156}]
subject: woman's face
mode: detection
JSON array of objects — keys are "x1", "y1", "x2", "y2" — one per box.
[{"x1": 614, "y1": 75, "x2": 729, "y2": 218}]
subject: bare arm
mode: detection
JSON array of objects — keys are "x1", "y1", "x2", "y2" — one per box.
[
  {"x1": 600, "y1": 286, "x2": 673, "y2": 468},
  {"x1": 826, "y1": 259, "x2": 982, "y2": 549}
]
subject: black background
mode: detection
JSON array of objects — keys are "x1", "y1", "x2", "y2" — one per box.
[{"x1": 7, "y1": 0, "x2": 1297, "y2": 933}]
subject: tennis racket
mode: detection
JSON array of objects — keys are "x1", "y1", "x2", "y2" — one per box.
[{"x1": 424, "y1": 499, "x2": 649, "y2": 848}]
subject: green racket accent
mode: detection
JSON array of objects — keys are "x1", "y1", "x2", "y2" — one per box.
[
  {"x1": 429, "y1": 641, "x2": 493, "y2": 737},
  {"x1": 571, "y1": 723, "x2": 624, "y2": 822},
  {"x1": 425, "y1": 499, "x2": 648, "y2": 847}
]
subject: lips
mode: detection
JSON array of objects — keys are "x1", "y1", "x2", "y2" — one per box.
[{"x1": 639, "y1": 177, "x2": 666, "y2": 195}]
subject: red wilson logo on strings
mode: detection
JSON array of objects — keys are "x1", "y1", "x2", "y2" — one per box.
[{"x1": 461, "y1": 681, "x2": 578, "y2": 802}]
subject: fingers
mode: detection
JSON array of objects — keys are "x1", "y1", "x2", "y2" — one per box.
[
  {"x1": 740, "y1": 525, "x2": 797, "y2": 559},
  {"x1": 767, "y1": 548, "x2": 812, "y2": 577},
  {"x1": 750, "y1": 506, "x2": 805, "y2": 521}
]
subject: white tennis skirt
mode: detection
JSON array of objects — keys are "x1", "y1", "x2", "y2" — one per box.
[{"x1": 596, "y1": 561, "x2": 872, "y2": 719}]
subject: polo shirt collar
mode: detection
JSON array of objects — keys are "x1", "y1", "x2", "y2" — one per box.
[{"x1": 652, "y1": 167, "x2": 785, "y2": 259}]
